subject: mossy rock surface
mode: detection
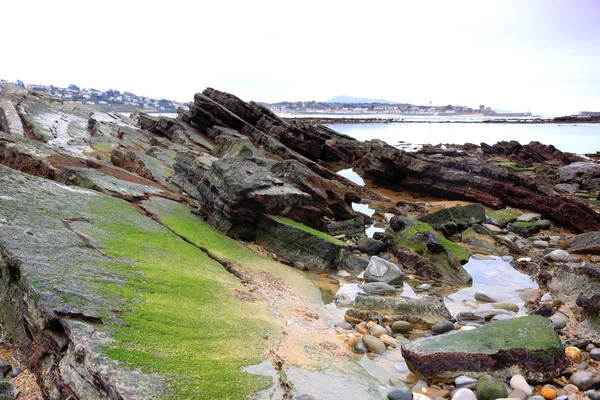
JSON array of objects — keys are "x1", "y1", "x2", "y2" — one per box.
[
  {"x1": 571, "y1": 231, "x2": 600, "y2": 254},
  {"x1": 486, "y1": 208, "x2": 522, "y2": 228},
  {"x1": 418, "y1": 204, "x2": 485, "y2": 229},
  {"x1": 394, "y1": 222, "x2": 471, "y2": 285},
  {"x1": 401, "y1": 316, "x2": 568, "y2": 383}
]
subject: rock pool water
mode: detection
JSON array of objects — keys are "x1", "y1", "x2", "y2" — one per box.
[{"x1": 444, "y1": 256, "x2": 538, "y2": 315}]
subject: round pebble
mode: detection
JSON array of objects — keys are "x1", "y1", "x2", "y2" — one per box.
[
  {"x1": 10, "y1": 368, "x2": 22, "y2": 378},
  {"x1": 563, "y1": 384, "x2": 578, "y2": 395},
  {"x1": 334, "y1": 321, "x2": 353, "y2": 330},
  {"x1": 362, "y1": 334, "x2": 386, "y2": 354},
  {"x1": 353, "y1": 340, "x2": 367, "y2": 354},
  {"x1": 432, "y1": 320, "x2": 455, "y2": 335},
  {"x1": 541, "y1": 386, "x2": 557, "y2": 399},
  {"x1": 387, "y1": 387, "x2": 414, "y2": 400},
  {"x1": 509, "y1": 389, "x2": 528, "y2": 400},
  {"x1": 587, "y1": 391, "x2": 600, "y2": 400},
  {"x1": 586, "y1": 344, "x2": 596, "y2": 352},
  {"x1": 451, "y1": 388, "x2": 476, "y2": 400},
  {"x1": 510, "y1": 375, "x2": 532, "y2": 396},
  {"x1": 392, "y1": 321, "x2": 414, "y2": 333},
  {"x1": 590, "y1": 348, "x2": 600, "y2": 361},
  {"x1": 565, "y1": 346, "x2": 582, "y2": 362},
  {"x1": 370, "y1": 324, "x2": 388, "y2": 338}
]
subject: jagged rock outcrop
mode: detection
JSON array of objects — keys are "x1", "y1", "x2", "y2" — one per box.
[
  {"x1": 481, "y1": 140, "x2": 582, "y2": 166},
  {"x1": 354, "y1": 142, "x2": 600, "y2": 233}
]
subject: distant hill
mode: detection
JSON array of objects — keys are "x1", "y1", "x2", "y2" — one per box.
[{"x1": 326, "y1": 95, "x2": 398, "y2": 104}]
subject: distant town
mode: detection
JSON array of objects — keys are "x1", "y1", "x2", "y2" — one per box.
[
  {"x1": 0, "y1": 79, "x2": 187, "y2": 113},
  {"x1": 260, "y1": 100, "x2": 533, "y2": 117}
]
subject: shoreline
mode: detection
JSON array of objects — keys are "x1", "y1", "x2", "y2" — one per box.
[{"x1": 284, "y1": 116, "x2": 600, "y2": 125}]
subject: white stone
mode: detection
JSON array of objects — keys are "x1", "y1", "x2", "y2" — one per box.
[
  {"x1": 548, "y1": 249, "x2": 570, "y2": 262},
  {"x1": 337, "y1": 270, "x2": 352, "y2": 277},
  {"x1": 452, "y1": 388, "x2": 477, "y2": 400},
  {"x1": 510, "y1": 374, "x2": 533, "y2": 396},
  {"x1": 357, "y1": 271, "x2": 365, "y2": 280}
]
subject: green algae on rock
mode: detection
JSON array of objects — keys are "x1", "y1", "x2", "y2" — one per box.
[{"x1": 401, "y1": 316, "x2": 568, "y2": 383}]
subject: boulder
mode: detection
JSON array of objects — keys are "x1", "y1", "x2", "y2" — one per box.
[
  {"x1": 363, "y1": 256, "x2": 405, "y2": 285},
  {"x1": 359, "y1": 282, "x2": 398, "y2": 295},
  {"x1": 571, "y1": 232, "x2": 600, "y2": 254},
  {"x1": 418, "y1": 204, "x2": 486, "y2": 230},
  {"x1": 326, "y1": 217, "x2": 365, "y2": 237},
  {"x1": 508, "y1": 222, "x2": 542, "y2": 238},
  {"x1": 401, "y1": 316, "x2": 568, "y2": 383},
  {"x1": 558, "y1": 162, "x2": 600, "y2": 184},
  {"x1": 476, "y1": 375, "x2": 507, "y2": 400},
  {"x1": 256, "y1": 215, "x2": 349, "y2": 272},
  {"x1": 357, "y1": 238, "x2": 386, "y2": 255}
]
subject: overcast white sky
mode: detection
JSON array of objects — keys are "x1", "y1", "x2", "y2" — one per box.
[{"x1": 2, "y1": 0, "x2": 599, "y2": 115}]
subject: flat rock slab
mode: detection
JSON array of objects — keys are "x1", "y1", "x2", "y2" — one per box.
[
  {"x1": 419, "y1": 204, "x2": 486, "y2": 229},
  {"x1": 401, "y1": 316, "x2": 568, "y2": 383}
]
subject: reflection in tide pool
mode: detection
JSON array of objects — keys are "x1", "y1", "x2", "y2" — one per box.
[
  {"x1": 336, "y1": 168, "x2": 365, "y2": 186},
  {"x1": 444, "y1": 256, "x2": 538, "y2": 315}
]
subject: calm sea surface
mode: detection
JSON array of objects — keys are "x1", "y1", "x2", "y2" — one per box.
[{"x1": 328, "y1": 122, "x2": 600, "y2": 154}]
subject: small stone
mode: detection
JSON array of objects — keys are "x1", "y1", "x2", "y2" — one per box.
[
  {"x1": 387, "y1": 387, "x2": 414, "y2": 400},
  {"x1": 362, "y1": 334, "x2": 386, "y2": 354},
  {"x1": 9, "y1": 368, "x2": 21, "y2": 378},
  {"x1": 555, "y1": 396, "x2": 567, "y2": 400},
  {"x1": 510, "y1": 375, "x2": 532, "y2": 396},
  {"x1": 565, "y1": 346, "x2": 582, "y2": 362},
  {"x1": 432, "y1": 320, "x2": 455, "y2": 335},
  {"x1": 586, "y1": 344, "x2": 596, "y2": 352},
  {"x1": 360, "y1": 282, "x2": 398, "y2": 295},
  {"x1": 492, "y1": 301, "x2": 519, "y2": 312},
  {"x1": 413, "y1": 380, "x2": 429, "y2": 392},
  {"x1": 577, "y1": 362, "x2": 588, "y2": 370},
  {"x1": 519, "y1": 288, "x2": 543, "y2": 303},
  {"x1": 416, "y1": 283, "x2": 433, "y2": 290},
  {"x1": 534, "y1": 240, "x2": 550, "y2": 249},
  {"x1": 508, "y1": 389, "x2": 528, "y2": 400},
  {"x1": 590, "y1": 348, "x2": 600, "y2": 361},
  {"x1": 541, "y1": 387, "x2": 557, "y2": 399},
  {"x1": 357, "y1": 271, "x2": 365, "y2": 279},
  {"x1": 334, "y1": 321, "x2": 353, "y2": 330},
  {"x1": 546, "y1": 249, "x2": 571, "y2": 262},
  {"x1": 474, "y1": 292, "x2": 502, "y2": 303},
  {"x1": 587, "y1": 390, "x2": 600, "y2": 400},
  {"x1": 501, "y1": 255, "x2": 514, "y2": 262},
  {"x1": 562, "y1": 384, "x2": 578, "y2": 395},
  {"x1": 455, "y1": 376, "x2": 478, "y2": 389},
  {"x1": 337, "y1": 269, "x2": 352, "y2": 277},
  {"x1": 370, "y1": 324, "x2": 388, "y2": 338},
  {"x1": 392, "y1": 321, "x2": 414, "y2": 333},
  {"x1": 549, "y1": 316, "x2": 567, "y2": 330},
  {"x1": 380, "y1": 334, "x2": 401, "y2": 348},
  {"x1": 561, "y1": 370, "x2": 573, "y2": 380},
  {"x1": 353, "y1": 340, "x2": 367, "y2": 354},
  {"x1": 451, "y1": 388, "x2": 477, "y2": 400},
  {"x1": 476, "y1": 375, "x2": 508, "y2": 400}
]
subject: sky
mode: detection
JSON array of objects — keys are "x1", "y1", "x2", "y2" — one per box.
[{"x1": 2, "y1": 0, "x2": 599, "y2": 115}]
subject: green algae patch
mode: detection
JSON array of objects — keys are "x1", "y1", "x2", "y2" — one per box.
[
  {"x1": 86, "y1": 196, "x2": 280, "y2": 399},
  {"x1": 396, "y1": 222, "x2": 468, "y2": 263},
  {"x1": 415, "y1": 316, "x2": 561, "y2": 353},
  {"x1": 486, "y1": 208, "x2": 522, "y2": 227},
  {"x1": 271, "y1": 216, "x2": 347, "y2": 246},
  {"x1": 493, "y1": 161, "x2": 530, "y2": 172},
  {"x1": 140, "y1": 197, "x2": 321, "y2": 300},
  {"x1": 512, "y1": 221, "x2": 537, "y2": 228}
]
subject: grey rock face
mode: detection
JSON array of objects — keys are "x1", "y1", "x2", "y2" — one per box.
[
  {"x1": 363, "y1": 256, "x2": 405, "y2": 285},
  {"x1": 419, "y1": 204, "x2": 486, "y2": 230},
  {"x1": 558, "y1": 162, "x2": 600, "y2": 184}
]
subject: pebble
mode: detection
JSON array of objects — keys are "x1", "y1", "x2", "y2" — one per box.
[
  {"x1": 474, "y1": 292, "x2": 502, "y2": 303},
  {"x1": 577, "y1": 363, "x2": 588, "y2": 370},
  {"x1": 533, "y1": 240, "x2": 549, "y2": 249},
  {"x1": 476, "y1": 375, "x2": 507, "y2": 400},
  {"x1": 587, "y1": 391, "x2": 600, "y2": 400},
  {"x1": 565, "y1": 346, "x2": 582, "y2": 362},
  {"x1": 541, "y1": 387, "x2": 557, "y2": 399},
  {"x1": 380, "y1": 334, "x2": 401, "y2": 348},
  {"x1": 353, "y1": 340, "x2": 367, "y2": 354},
  {"x1": 451, "y1": 388, "x2": 477, "y2": 400},
  {"x1": 561, "y1": 370, "x2": 573, "y2": 380},
  {"x1": 9, "y1": 368, "x2": 21, "y2": 378},
  {"x1": 455, "y1": 376, "x2": 478, "y2": 389},
  {"x1": 586, "y1": 344, "x2": 596, "y2": 352},
  {"x1": 357, "y1": 271, "x2": 365, "y2": 279},
  {"x1": 590, "y1": 348, "x2": 600, "y2": 361},
  {"x1": 549, "y1": 316, "x2": 567, "y2": 330},
  {"x1": 413, "y1": 380, "x2": 429, "y2": 392},
  {"x1": 547, "y1": 249, "x2": 571, "y2": 262},
  {"x1": 555, "y1": 396, "x2": 567, "y2": 400},
  {"x1": 510, "y1": 375, "x2": 532, "y2": 396},
  {"x1": 501, "y1": 255, "x2": 514, "y2": 262},
  {"x1": 370, "y1": 324, "x2": 388, "y2": 338},
  {"x1": 432, "y1": 320, "x2": 456, "y2": 335},
  {"x1": 334, "y1": 321, "x2": 353, "y2": 330},
  {"x1": 387, "y1": 387, "x2": 414, "y2": 400},
  {"x1": 529, "y1": 396, "x2": 546, "y2": 400},
  {"x1": 519, "y1": 288, "x2": 543, "y2": 303},
  {"x1": 563, "y1": 385, "x2": 578, "y2": 395},
  {"x1": 392, "y1": 321, "x2": 414, "y2": 333},
  {"x1": 508, "y1": 389, "x2": 528, "y2": 400},
  {"x1": 492, "y1": 301, "x2": 519, "y2": 312},
  {"x1": 362, "y1": 334, "x2": 386, "y2": 354},
  {"x1": 416, "y1": 283, "x2": 433, "y2": 290}
]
